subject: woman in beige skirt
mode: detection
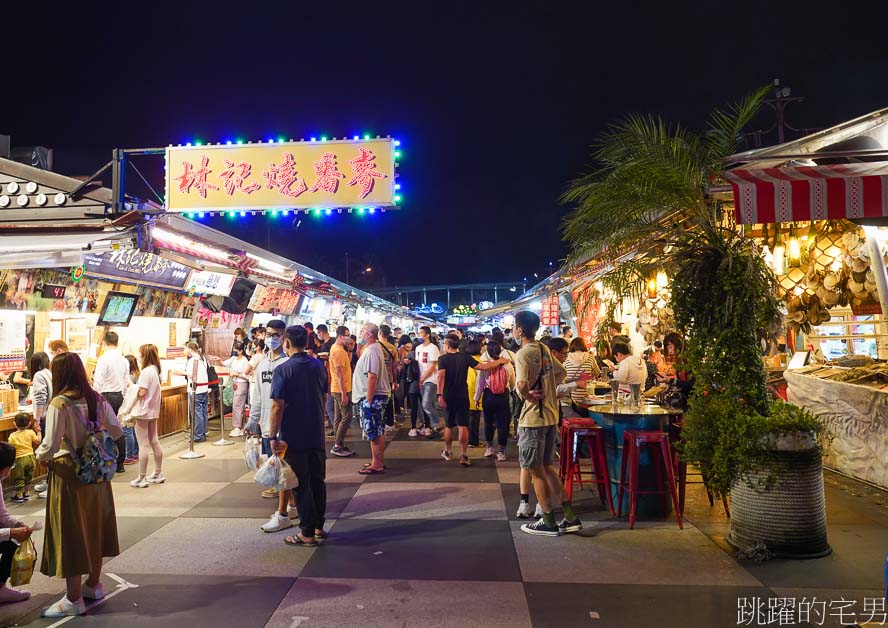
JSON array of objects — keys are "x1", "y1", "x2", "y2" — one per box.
[{"x1": 35, "y1": 352, "x2": 122, "y2": 618}]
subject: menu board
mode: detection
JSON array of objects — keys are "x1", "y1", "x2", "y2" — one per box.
[
  {"x1": 247, "y1": 286, "x2": 303, "y2": 315},
  {"x1": 189, "y1": 270, "x2": 237, "y2": 297},
  {"x1": 83, "y1": 250, "x2": 191, "y2": 290}
]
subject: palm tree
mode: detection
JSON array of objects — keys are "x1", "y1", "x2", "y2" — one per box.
[{"x1": 560, "y1": 87, "x2": 818, "y2": 496}]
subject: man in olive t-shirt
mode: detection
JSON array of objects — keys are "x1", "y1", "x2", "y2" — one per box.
[{"x1": 513, "y1": 310, "x2": 581, "y2": 537}]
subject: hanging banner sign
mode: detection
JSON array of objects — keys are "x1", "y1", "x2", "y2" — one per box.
[
  {"x1": 189, "y1": 270, "x2": 237, "y2": 297},
  {"x1": 82, "y1": 250, "x2": 191, "y2": 291},
  {"x1": 247, "y1": 285, "x2": 303, "y2": 315},
  {"x1": 572, "y1": 282, "x2": 601, "y2": 345},
  {"x1": 166, "y1": 138, "x2": 396, "y2": 212},
  {"x1": 541, "y1": 292, "x2": 560, "y2": 327}
]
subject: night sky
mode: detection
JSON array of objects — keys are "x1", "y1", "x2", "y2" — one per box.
[{"x1": 5, "y1": 2, "x2": 888, "y2": 290}]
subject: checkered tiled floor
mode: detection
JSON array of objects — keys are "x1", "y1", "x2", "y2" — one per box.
[{"x1": 2, "y1": 420, "x2": 886, "y2": 627}]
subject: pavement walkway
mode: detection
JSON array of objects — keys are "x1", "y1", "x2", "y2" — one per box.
[{"x1": 1, "y1": 419, "x2": 886, "y2": 628}]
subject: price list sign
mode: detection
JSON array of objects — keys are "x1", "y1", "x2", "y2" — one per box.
[{"x1": 541, "y1": 293, "x2": 560, "y2": 327}]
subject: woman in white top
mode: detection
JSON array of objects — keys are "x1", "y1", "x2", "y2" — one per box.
[
  {"x1": 178, "y1": 342, "x2": 209, "y2": 443},
  {"x1": 28, "y1": 352, "x2": 52, "y2": 435},
  {"x1": 127, "y1": 344, "x2": 164, "y2": 488},
  {"x1": 34, "y1": 352, "x2": 122, "y2": 618},
  {"x1": 223, "y1": 340, "x2": 250, "y2": 437}
]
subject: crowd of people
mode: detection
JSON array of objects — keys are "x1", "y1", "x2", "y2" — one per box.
[{"x1": 0, "y1": 313, "x2": 687, "y2": 617}]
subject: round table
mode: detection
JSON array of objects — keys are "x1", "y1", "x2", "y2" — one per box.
[{"x1": 577, "y1": 401, "x2": 682, "y2": 516}]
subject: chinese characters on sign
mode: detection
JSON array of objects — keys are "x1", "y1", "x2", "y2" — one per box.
[
  {"x1": 541, "y1": 293, "x2": 560, "y2": 327},
  {"x1": 189, "y1": 270, "x2": 237, "y2": 297},
  {"x1": 82, "y1": 250, "x2": 191, "y2": 291},
  {"x1": 166, "y1": 138, "x2": 396, "y2": 212}
]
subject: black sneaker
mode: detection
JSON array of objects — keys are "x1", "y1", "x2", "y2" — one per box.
[
  {"x1": 10, "y1": 496, "x2": 25, "y2": 504},
  {"x1": 520, "y1": 518, "x2": 561, "y2": 537},
  {"x1": 339, "y1": 446, "x2": 356, "y2": 457},
  {"x1": 558, "y1": 518, "x2": 583, "y2": 534},
  {"x1": 116, "y1": 464, "x2": 126, "y2": 474}
]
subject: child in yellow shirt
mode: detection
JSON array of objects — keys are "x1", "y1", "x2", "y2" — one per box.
[{"x1": 8, "y1": 413, "x2": 40, "y2": 503}]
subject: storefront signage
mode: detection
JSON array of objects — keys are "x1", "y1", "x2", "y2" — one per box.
[
  {"x1": 248, "y1": 285, "x2": 302, "y2": 315},
  {"x1": 572, "y1": 283, "x2": 601, "y2": 345},
  {"x1": 541, "y1": 292, "x2": 560, "y2": 327},
  {"x1": 83, "y1": 250, "x2": 191, "y2": 291},
  {"x1": 0, "y1": 269, "x2": 105, "y2": 314},
  {"x1": 166, "y1": 138, "x2": 397, "y2": 212},
  {"x1": 189, "y1": 270, "x2": 237, "y2": 297}
]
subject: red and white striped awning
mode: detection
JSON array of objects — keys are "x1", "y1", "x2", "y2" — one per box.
[{"x1": 725, "y1": 161, "x2": 888, "y2": 224}]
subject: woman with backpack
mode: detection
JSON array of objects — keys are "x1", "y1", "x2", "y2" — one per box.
[
  {"x1": 475, "y1": 341, "x2": 515, "y2": 461},
  {"x1": 34, "y1": 352, "x2": 122, "y2": 618}
]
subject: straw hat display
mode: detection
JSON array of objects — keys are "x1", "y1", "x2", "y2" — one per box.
[{"x1": 635, "y1": 297, "x2": 675, "y2": 344}]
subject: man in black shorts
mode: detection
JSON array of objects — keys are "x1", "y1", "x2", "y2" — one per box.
[{"x1": 436, "y1": 334, "x2": 509, "y2": 466}]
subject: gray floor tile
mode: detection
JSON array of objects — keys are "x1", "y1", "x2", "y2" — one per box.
[
  {"x1": 341, "y1": 482, "x2": 507, "y2": 520},
  {"x1": 360, "y1": 457, "x2": 501, "y2": 483},
  {"x1": 266, "y1": 578, "x2": 532, "y2": 628},
  {"x1": 299, "y1": 519, "x2": 522, "y2": 581},
  {"x1": 511, "y1": 521, "x2": 762, "y2": 586},
  {"x1": 12, "y1": 574, "x2": 296, "y2": 628},
  {"x1": 143, "y1": 457, "x2": 253, "y2": 483},
  {"x1": 181, "y1": 481, "x2": 361, "y2": 520},
  {"x1": 740, "y1": 523, "x2": 888, "y2": 590},
  {"x1": 523, "y1": 582, "x2": 775, "y2": 628}
]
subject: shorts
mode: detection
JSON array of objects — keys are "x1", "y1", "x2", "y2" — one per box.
[
  {"x1": 360, "y1": 396, "x2": 388, "y2": 441},
  {"x1": 444, "y1": 402, "x2": 471, "y2": 428},
  {"x1": 518, "y1": 425, "x2": 557, "y2": 469}
]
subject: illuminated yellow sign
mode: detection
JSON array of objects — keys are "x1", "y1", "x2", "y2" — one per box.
[{"x1": 165, "y1": 138, "x2": 396, "y2": 212}]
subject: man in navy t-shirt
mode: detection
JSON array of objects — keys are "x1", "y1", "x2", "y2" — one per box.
[{"x1": 269, "y1": 325, "x2": 328, "y2": 546}]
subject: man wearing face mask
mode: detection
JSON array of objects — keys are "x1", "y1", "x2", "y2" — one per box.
[
  {"x1": 269, "y1": 325, "x2": 328, "y2": 546},
  {"x1": 246, "y1": 321, "x2": 296, "y2": 526}
]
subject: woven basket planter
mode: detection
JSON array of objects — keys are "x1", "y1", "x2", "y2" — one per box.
[{"x1": 728, "y1": 432, "x2": 831, "y2": 559}]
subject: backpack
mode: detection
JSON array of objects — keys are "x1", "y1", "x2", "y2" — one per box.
[
  {"x1": 206, "y1": 363, "x2": 220, "y2": 389},
  {"x1": 61, "y1": 396, "x2": 118, "y2": 484},
  {"x1": 486, "y1": 364, "x2": 509, "y2": 395}
]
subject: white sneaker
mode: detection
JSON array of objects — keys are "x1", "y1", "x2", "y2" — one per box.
[
  {"x1": 229, "y1": 428, "x2": 243, "y2": 437},
  {"x1": 81, "y1": 582, "x2": 105, "y2": 600},
  {"x1": 420, "y1": 427, "x2": 431, "y2": 437},
  {"x1": 42, "y1": 595, "x2": 85, "y2": 617},
  {"x1": 130, "y1": 476, "x2": 149, "y2": 488},
  {"x1": 384, "y1": 425, "x2": 396, "y2": 433},
  {"x1": 0, "y1": 584, "x2": 30, "y2": 603},
  {"x1": 37, "y1": 491, "x2": 47, "y2": 499},
  {"x1": 441, "y1": 449, "x2": 453, "y2": 461},
  {"x1": 534, "y1": 503, "x2": 544, "y2": 518},
  {"x1": 33, "y1": 481, "x2": 48, "y2": 493},
  {"x1": 516, "y1": 502, "x2": 533, "y2": 518},
  {"x1": 146, "y1": 472, "x2": 166, "y2": 484},
  {"x1": 408, "y1": 428, "x2": 418, "y2": 437},
  {"x1": 484, "y1": 446, "x2": 495, "y2": 457},
  {"x1": 496, "y1": 451, "x2": 507, "y2": 462},
  {"x1": 287, "y1": 505, "x2": 299, "y2": 519},
  {"x1": 260, "y1": 512, "x2": 292, "y2": 533}
]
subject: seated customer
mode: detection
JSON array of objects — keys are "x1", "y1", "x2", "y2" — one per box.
[
  {"x1": 610, "y1": 342, "x2": 647, "y2": 390},
  {"x1": 0, "y1": 441, "x2": 34, "y2": 604}
]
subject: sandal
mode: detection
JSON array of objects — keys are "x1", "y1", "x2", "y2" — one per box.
[
  {"x1": 361, "y1": 463, "x2": 386, "y2": 470},
  {"x1": 284, "y1": 534, "x2": 318, "y2": 547},
  {"x1": 358, "y1": 467, "x2": 385, "y2": 475},
  {"x1": 315, "y1": 529, "x2": 328, "y2": 540}
]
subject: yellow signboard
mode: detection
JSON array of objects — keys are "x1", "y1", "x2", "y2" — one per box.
[{"x1": 165, "y1": 138, "x2": 396, "y2": 212}]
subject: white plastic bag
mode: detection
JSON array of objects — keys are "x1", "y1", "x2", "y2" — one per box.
[
  {"x1": 254, "y1": 455, "x2": 281, "y2": 488},
  {"x1": 278, "y1": 457, "x2": 299, "y2": 490},
  {"x1": 243, "y1": 436, "x2": 261, "y2": 471}
]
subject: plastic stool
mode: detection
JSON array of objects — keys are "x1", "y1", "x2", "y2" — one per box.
[
  {"x1": 559, "y1": 418, "x2": 615, "y2": 515},
  {"x1": 670, "y1": 419, "x2": 730, "y2": 518},
  {"x1": 617, "y1": 430, "x2": 683, "y2": 529}
]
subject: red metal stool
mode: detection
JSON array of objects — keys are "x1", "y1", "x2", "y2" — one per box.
[
  {"x1": 617, "y1": 430, "x2": 683, "y2": 529},
  {"x1": 559, "y1": 418, "x2": 615, "y2": 515},
  {"x1": 669, "y1": 419, "x2": 730, "y2": 518}
]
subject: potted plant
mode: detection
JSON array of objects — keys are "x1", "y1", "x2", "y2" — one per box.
[{"x1": 562, "y1": 87, "x2": 830, "y2": 558}]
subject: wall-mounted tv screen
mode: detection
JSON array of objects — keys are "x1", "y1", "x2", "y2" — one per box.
[{"x1": 97, "y1": 291, "x2": 140, "y2": 327}]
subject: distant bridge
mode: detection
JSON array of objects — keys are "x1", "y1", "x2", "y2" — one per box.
[{"x1": 370, "y1": 282, "x2": 527, "y2": 310}]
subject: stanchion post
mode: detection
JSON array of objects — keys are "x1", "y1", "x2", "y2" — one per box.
[
  {"x1": 213, "y1": 375, "x2": 234, "y2": 447},
  {"x1": 180, "y1": 373, "x2": 206, "y2": 460}
]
